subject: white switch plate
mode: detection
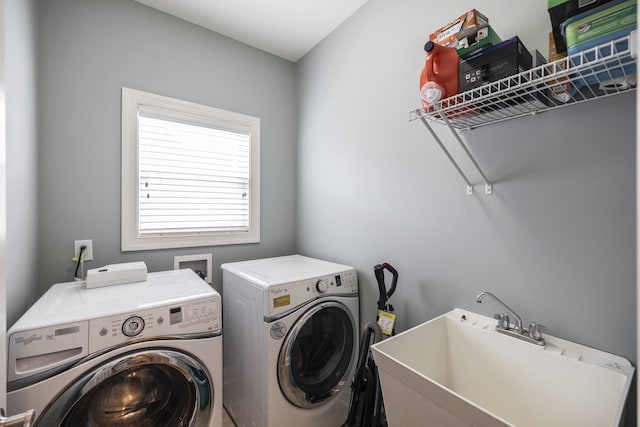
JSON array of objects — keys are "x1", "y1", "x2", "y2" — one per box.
[{"x1": 74, "y1": 239, "x2": 93, "y2": 262}]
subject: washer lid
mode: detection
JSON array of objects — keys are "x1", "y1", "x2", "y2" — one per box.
[
  {"x1": 9, "y1": 269, "x2": 219, "y2": 332},
  {"x1": 221, "y1": 255, "x2": 354, "y2": 287}
]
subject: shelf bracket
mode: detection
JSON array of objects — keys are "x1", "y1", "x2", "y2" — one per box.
[
  {"x1": 418, "y1": 116, "x2": 474, "y2": 195},
  {"x1": 418, "y1": 111, "x2": 493, "y2": 195}
]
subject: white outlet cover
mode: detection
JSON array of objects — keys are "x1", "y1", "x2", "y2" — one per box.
[{"x1": 74, "y1": 239, "x2": 93, "y2": 262}]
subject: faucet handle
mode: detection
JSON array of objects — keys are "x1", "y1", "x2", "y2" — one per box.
[
  {"x1": 502, "y1": 315, "x2": 511, "y2": 329},
  {"x1": 528, "y1": 322, "x2": 546, "y2": 340},
  {"x1": 494, "y1": 313, "x2": 510, "y2": 330}
]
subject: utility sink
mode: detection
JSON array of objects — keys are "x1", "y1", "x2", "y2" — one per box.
[{"x1": 371, "y1": 309, "x2": 634, "y2": 427}]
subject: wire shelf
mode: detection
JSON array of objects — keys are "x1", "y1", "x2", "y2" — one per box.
[{"x1": 410, "y1": 32, "x2": 637, "y2": 130}]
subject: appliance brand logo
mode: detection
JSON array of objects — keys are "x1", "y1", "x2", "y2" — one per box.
[{"x1": 15, "y1": 334, "x2": 43, "y2": 345}]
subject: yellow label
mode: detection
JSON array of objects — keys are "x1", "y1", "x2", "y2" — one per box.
[
  {"x1": 378, "y1": 310, "x2": 396, "y2": 336},
  {"x1": 273, "y1": 295, "x2": 291, "y2": 308}
]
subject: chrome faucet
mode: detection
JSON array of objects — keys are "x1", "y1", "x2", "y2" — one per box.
[
  {"x1": 475, "y1": 291, "x2": 545, "y2": 346},
  {"x1": 475, "y1": 291, "x2": 524, "y2": 332}
]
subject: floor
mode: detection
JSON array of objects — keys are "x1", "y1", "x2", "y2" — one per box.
[{"x1": 223, "y1": 407, "x2": 236, "y2": 427}]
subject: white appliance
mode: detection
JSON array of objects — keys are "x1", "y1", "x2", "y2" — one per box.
[
  {"x1": 222, "y1": 255, "x2": 359, "y2": 427},
  {"x1": 7, "y1": 269, "x2": 222, "y2": 427}
]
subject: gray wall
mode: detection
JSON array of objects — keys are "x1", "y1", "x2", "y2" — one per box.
[
  {"x1": 6, "y1": 0, "x2": 39, "y2": 326},
  {"x1": 297, "y1": 0, "x2": 636, "y2": 368},
  {"x1": 37, "y1": 0, "x2": 298, "y2": 294}
]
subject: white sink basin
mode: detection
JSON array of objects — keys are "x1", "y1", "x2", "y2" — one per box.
[{"x1": 371, "y1": 308, "x2": 634, "y2": 427}]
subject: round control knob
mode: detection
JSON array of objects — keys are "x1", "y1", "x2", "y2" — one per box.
[
  {"x1": 99, "y1": 327, "x2": 108, "y2": 337},
  {"x1": 122, "y1": 315, "x2": 145, "y2": 337},
  {"x1": 316, "y1": 279, "x2": 329, "y2": 293}
]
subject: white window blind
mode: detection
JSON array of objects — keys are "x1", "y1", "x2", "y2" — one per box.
[
  {"x1": 138, "y1": 114, "x2": 250, "y2": 235},
  {"x1": 122, "y1": 88, "x2": 260, "y2": 251}
]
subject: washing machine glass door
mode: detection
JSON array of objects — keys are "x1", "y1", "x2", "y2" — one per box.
[
  {"x1": 278, "y1": 301, "x2": 356, "y2": 409},
  {"x1": 37, "y1": 349, "x2": 212, "y2": 427}
]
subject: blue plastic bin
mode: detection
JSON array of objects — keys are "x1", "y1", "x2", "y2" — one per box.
[{"x1": 562, "y1": 0, "x2": 636, "y2": 91}]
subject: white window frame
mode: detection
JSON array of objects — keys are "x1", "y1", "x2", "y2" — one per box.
[{"x1": 121, "y1": 87, "x2": 260, "y2": 251}]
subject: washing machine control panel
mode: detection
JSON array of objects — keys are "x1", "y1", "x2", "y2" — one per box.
[
  {"x1": 267, "y1": 270, "x2": 358, "y2": 318},
  {"x1": 88, "y1": 296, "x2": 221, "y2": 353}
]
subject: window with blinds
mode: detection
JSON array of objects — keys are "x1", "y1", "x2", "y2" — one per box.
[{"x1": 122, "y1": 88, "x2": 260, "y2": 251}]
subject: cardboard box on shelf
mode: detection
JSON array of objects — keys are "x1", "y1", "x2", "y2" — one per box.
[
  {"x1": 459, "y1": 45, "x2": 549, "y2": 122},
  {"x1": 547, "y1": 32, "x2": 572, "y2": 102},
  {"x1": 458, "y1": 36, "x2": 533, "y2": 92},
  {"x1": 456, "y1": 25, "x2": 502, "y2": 58},
  {"x1": 429, "y1": 9, "x2": 489, "y2": 48}
]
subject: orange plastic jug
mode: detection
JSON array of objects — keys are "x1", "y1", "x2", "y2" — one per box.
[{"x1": 419, "y1": 41, "x2": 459, "y2": 107}]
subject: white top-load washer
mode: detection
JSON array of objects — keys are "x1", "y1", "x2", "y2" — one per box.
[
  {"x1": 7, "y1": 268, "x2": 222, "y2": 427},
  {"x1": 222, "y1": 255, "x2": 359, "y2": 427}
]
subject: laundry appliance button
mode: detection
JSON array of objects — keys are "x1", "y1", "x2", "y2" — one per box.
[
  {"x1": 122, "y1": 315, "x2": 145, "y2": 337},
  {"x1": 316, "y1": 279, "x2": 329, "y2": 293}
]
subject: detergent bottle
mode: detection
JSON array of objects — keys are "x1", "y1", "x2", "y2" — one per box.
[{"x1": 419, "y1": 40, "x2": 459, "y2": 107}]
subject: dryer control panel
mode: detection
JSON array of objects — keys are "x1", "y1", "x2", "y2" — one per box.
[
  {"x1": 266, "y1": 270, "x2": 358, "y2": 318},
  {"x1": 88, "y1": 296, "x2": 221, "y2": 353}
]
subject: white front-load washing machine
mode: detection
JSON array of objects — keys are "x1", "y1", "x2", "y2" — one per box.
[
  {"x1": 222, "y1": 255, "x2": 359, "y2": 427},
  {"x1": 7, "y1": 269, "x2": 222, "y2": 427}
]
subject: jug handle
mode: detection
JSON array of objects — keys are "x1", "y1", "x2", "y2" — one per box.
[{"x1": 424, "y1": 41, "x2": 440, "y2": 77}]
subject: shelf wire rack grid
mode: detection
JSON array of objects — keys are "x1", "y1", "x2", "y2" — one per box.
[{"x1": 410, "y1": 32, "x2": 637, "y2": 130}]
